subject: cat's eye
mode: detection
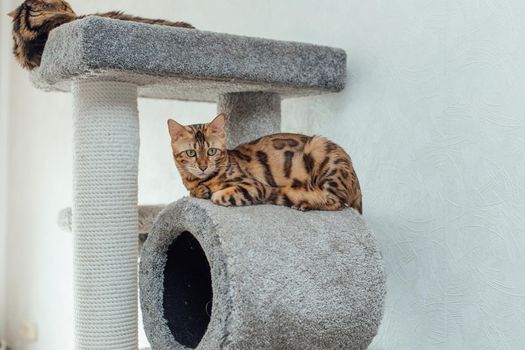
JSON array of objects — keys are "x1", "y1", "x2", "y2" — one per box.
[
  {"x1": 207, "y1": 148, "x2": 218, "y2": 156},
  {"x1": 186, "y1": 149, "x2": 196, "y2": 157}
]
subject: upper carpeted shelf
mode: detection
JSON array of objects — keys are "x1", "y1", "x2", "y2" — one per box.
[{"x1": 30, "y1": 16, "x2": 347, "y2": 102}]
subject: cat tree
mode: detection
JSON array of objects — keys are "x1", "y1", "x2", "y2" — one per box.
[{"x1": 33, "y1": 16, "x2": 385, "y2": 350}]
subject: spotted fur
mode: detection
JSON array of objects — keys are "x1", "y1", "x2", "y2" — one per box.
[
  {"x1": 8, "y1": 0, "x2": 194, "y2": 70},
  {"x1": 168, "y1": 114, "x2": 363, "y2": 213}
]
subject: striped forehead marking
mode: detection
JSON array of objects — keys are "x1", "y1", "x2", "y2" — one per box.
[{"x1": 195, "y1": 130, "x2": 205, "y2": 143}]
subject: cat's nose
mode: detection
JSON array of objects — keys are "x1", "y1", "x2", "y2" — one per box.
[{"x1": 199, "y1": 165, "x2": 207, "y2": 171}]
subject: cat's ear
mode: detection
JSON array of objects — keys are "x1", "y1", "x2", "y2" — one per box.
[
  {"x1": 167, "y1": 119, "x2": 189, "y2": 140},
  {"x1": 207, "y1": 113, "x2": 226, "y2": 137},
  {"x1": 7, "y1": 10, "x2": 16, "y2": 18}
]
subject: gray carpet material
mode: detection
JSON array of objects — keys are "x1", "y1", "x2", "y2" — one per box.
[
  {"x1": 140, "y1": 197, "x2": 386, "y2": 350},
  {"x1": 218, "y1": 92, "x2": 281, "y2": 148},
  {"x1": 31, "y1": 16, "x2": 346, "y2": 102}
]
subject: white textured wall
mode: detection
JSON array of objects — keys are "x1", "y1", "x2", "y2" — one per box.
[
  {"x1": 2, "y1": 0, "x2": 525, "y2": 349},
  {"x1": 0, "y1": 0, "x2": 11, "y2": 341}
]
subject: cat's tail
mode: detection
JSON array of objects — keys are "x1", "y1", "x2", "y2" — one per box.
[
  {"x1": 88, "y1": 12, "x2": 195, "y2": 29},
  {"x1": 305, "y1": 136, "x2": 363, "y2": 214}
]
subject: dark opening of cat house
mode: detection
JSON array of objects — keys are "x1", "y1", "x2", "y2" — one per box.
[{"x1": 163, "y1": 231, "x2": 213, "y2": 348}]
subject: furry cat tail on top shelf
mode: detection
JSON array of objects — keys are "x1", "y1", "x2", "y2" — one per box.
[{"x1": 8, "y1": 0, "x2": 194, "y2": 70}]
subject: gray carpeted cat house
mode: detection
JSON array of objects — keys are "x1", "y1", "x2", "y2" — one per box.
[
  {"x1": 33, "y1": 16, "x2": 386, "y2": 350},
  {"x1": 140, "y1": 198, "x2": 385, "y2": 350}
]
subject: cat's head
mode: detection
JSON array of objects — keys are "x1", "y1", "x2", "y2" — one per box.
[
  {"x1": 8, "y1": 0, "x2": 76, "y2": 70},
  {"x1": 8, "y1": 0, "x2": 76, "y2": 24},
  {"x1": 168, "y1": 114, "x2": 228, "y2": 179}
]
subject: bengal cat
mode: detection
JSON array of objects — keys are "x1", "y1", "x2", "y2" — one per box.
[
  {"x1": 8, "y1": 0, "x2": 194, "y2": 70},
  {"x1": 168, "y1": 114, "x2": 363, "y2": 213}
]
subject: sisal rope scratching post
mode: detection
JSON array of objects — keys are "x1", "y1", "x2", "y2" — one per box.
[{"x1": 72, "y1": 81, "x2": 139, "y2": 350}]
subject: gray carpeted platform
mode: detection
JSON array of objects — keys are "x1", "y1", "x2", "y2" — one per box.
[
  {"x1": 31, "y1": 16, "x2": 346, "y2": 102},
  {"x1": 140, "y1": 197, "x2": 386, "y2": 350}
]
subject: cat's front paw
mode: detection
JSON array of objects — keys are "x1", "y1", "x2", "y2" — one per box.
[
  {"x1": 190, "y1": 184, "x2": 211, "y2": 199},
  {"x1": 292, "y1": 202, "x2": 312, "y2": 211},
  {"x1": 211, "y1": 192, "x2": 234, "y2": 207},
  {"x1": 211, "y1": 188, "x2": 244, "y2": 207}
]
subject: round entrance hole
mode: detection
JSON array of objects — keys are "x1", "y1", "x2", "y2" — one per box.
[{"x1": 163, "y1": 231, "x2": 213, "y2": 348}]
